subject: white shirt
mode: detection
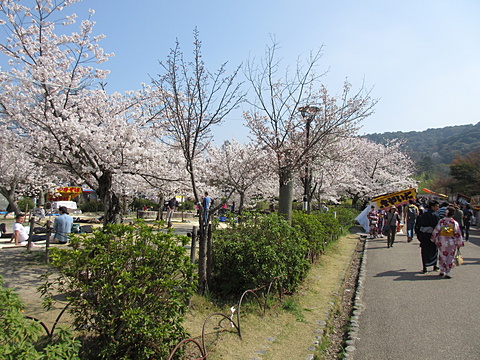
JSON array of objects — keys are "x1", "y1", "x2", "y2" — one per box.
[{"x1": 13, "y1": 222, "x2": 29, "y2": 242}]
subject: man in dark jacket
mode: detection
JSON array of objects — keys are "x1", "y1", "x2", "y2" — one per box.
[{"x1": 416, "y1": 200, "x2": 440, "y2": 273}]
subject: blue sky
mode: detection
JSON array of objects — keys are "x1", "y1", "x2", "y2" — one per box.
[{"x1": 11, "y1": 1, "x2": 480, "y2": 142}]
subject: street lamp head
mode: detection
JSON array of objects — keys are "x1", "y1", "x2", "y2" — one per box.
[{"x1": 298, "y1": 105, "x2": 320, "y2": 119}]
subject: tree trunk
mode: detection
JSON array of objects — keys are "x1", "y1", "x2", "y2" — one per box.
[
  {"x1": 96, "y1": 170, "x2": 123, "y2": 225},
  {"x1": 156, "y1": 192, "x2": 165, "y2": 221},
  {"x1": 238, "y1": 191, "x2": 245, "y2": 215},
  {"x1": 351, "y1": 193, "x2": 360, "y2": 208},
  {"x1": 278, "y1": 167, "x2": 294, "y2": 224},
  {"x1": 37, "y1": 188, "x2": 45, "y2": 206},
  {"x1": 197, "y1": 221, "x2": 207, "y2": 294},
  {"x1": 0, "y1": 186, "x2": 20, "y2": 215}
]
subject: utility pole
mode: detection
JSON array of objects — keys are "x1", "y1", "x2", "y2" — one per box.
[{"x1": 299, "y1": 105, "x2": 319, "y2": 214}]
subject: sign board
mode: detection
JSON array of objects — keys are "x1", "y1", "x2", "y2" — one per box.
[
  {"x1": 371, "y1": 188, "x2": 417, "y2": 209},
  {"x1": 470, "y1": 195, "x2": 480, "y2": 210}
]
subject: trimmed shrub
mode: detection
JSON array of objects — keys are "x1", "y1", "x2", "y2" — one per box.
[
  {"x1": 330, "y1": 206, "x2": 359, "y2": 229},
  {"x1": 79, "y1": 200, "x2": 104, "y2": 213},
  {"x1": 130, "y1": 198, "x2": 159, "y2": 211},
  {"x1": 292, "y1": 211, "x2": 328, "y2": 262},
  {"x1": 41, "y1": 222, "x2": 196, "y2": 359},
  {"x1": 18, "y1": 197, "x2": 35, "y2": 212},
  {"x1": 178, "y1": 199, "x2": 195, "y2": 211},
  {"x1": 211, "y1": 212, "x2": 310, "y2": 298}
]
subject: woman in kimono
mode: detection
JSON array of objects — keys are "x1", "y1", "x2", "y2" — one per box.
[
  {"x1": 431, "y1": 206, "x2": 464, "y2": 279},
  {"x1": 377, "y1": 206, "x2": 387, "y2": 238},
  {"x1": 367, "y1": 206, "x2": 379, "y2": 239}
]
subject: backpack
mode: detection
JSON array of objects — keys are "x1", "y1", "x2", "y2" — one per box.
[
  {"x1": 407, "y1": 205, "x2": 418, "y2": 221},
  {"x1": 439, "y1": 222, "x2": 454, "y2": 237}
]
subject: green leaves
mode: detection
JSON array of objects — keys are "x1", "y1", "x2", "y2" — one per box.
[
  {"x1": 212, "y1": 212, "x2": 310, "y2": 297},
  {"x1": 43, "y1": 221, "x2": 196, "y2": 359},
  {"x1": 0, "y1": 276, "x2": 80, "y2": 359}
]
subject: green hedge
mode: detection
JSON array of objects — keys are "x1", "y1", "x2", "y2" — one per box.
[
  {"x1": 79, "y1": 200, "x2": 104, "y2": 213},
  {"x1": 211, "y1": 213, "x2": 310, "y2": 298},
  {"x1": 130, "y1": 198, "x2": 159, "y2": 211},
  {"x1": 330, "y1": 206, "x2": 359, "y2": 229}
]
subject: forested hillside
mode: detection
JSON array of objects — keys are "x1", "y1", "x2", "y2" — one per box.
[{"x1": 364, "y1": 122, "x2": 480, "y2": 167}]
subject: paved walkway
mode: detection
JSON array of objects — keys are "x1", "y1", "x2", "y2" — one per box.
[{"x1": 354, "y1": 228, "x2": 480, "y2": 360}]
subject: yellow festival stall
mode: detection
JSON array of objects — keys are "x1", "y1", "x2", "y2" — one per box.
[{"x1": 46, "y1": 187, "x2": 83, "y2": 210}]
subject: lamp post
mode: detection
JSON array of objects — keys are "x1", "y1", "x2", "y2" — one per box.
[{"x1": 298, "y1": 105, "x2": 319, "y2": 213}]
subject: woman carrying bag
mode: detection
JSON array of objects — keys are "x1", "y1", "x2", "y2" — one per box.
[
  {"x1": 431, "y1": 206, "x2": 464, "y2": 279},
  {"x1": 385, "y1": 207, "x2": 401, "y2": 248}
]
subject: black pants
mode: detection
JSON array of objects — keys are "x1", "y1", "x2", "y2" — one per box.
[
  {"x1": 418, "y1": 232, "x2": 438, "y2": 269},
  {"x1": 387, "y1": 226, "x2": 396, "y2": 247},
  {"x1": 464, "y1": 223, "x2": 470, "y2": 240}
]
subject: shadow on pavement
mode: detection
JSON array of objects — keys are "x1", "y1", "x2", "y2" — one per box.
[
  {"x1": 461, "y1": 257, "x2": 480, "y2": 266},
  {"x1": 373, "y1": 269, "x2": 445, "y2": 282}
]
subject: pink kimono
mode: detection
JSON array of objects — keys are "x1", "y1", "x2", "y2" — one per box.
[{"x1": 431, "y1": 217, "x2": 464, "y2": 273}]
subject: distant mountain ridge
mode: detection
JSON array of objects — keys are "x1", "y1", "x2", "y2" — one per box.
[{"x1": 364, "y1": 122, "x2": 480, "y2": 166}]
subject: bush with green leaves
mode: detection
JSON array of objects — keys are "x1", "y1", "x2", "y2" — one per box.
[
  {"x1": 18, "y1": 197, "x2": 35, "y2": 212},
  {"x1": 130, "y1": 198, "x2": 159, "y2": 211},
  {"x1": 292, "y1": 208, "x2": 356, "y2": 263},
  {"x1": 78, "y1": 200, "x2": 104, "y2": 213},
  {"x1": 330, "y1": 206, "x2": 359, "y2": 229},
  {"x1": 177, "y1": 199, "x2": 195, "y2": 211},
  {"x1": 211, "y1": 212, "x2": 310, "y2": 298},
  {"x1": 41, "y1": 222, "x2": 196, "y2": 359},
  {"x1": 0, "y1": 275, "x2": 80, "y2": 359},
  {"x1": 292, "y1": 211, "x2": 329, "y2": 262}
]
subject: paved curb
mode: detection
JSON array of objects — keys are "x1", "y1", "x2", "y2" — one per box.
[
  {"x1": 306, "y1": 235, "x2": 364, "y2": 360},
  {"x1": 342, "y1": 236, "x2": 369, "y2": 359}
]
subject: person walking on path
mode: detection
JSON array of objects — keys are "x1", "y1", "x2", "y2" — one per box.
[
  {"x1": 462, "y1": 204, "x2": 473, "y2": 241},
  {"x1": 416, "y1": 200, "x2": 440, "y2": 273},
  {"x1": 165, "y1": 196, "x2": 176, "y2": 227},
  {"x1": 376, "y1": 206, "x2": 386, "y2": 238},
  {"x1": 367, "y1": 206, "x2": 379, "y2": 239},
  {"x1": 453, "y1": 203, "x2": 464, "y2": 237},
  {"x1": 385, "y1": 207, "x2": 401, "y2": 248},
  {"x1": 52, "y1": 206, "x2": 73, "y2": 244},
  {"x1": 405, "y1": 199, "x2": 419, "y2": 243},
  {"x1": 435, "y1": 201, "x2": 449, "y2": 219},
  {"x1": 431, "y1": 206, "x2": 464, "y2": 279}
]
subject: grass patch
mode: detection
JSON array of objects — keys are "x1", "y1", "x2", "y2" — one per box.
[{"x1": 183, "y1": 233, "x2": 359, "y2": 359}]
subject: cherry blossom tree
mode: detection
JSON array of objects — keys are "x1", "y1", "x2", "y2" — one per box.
[
  {"x1": 333, "y1": 137, "x2": 417, "y2": 207},
  {"x1": 0, "y1": 1, "x2": 166, "y2": 224},
  {"x1": 150, "y1": 29, "x2": 244, "y2": 205},
  {"x1": 244, "y1": 41, "x2": 376, "y2": 223},
  {"x1": 206, "y1": 139, "x2": 277, "y2": 214},
  {"x1": 0, "y1": 125, "x2": 53, "y2": 214},
  {"x1": 149, "y1": 30, "x2": 244, "y2": 294}
]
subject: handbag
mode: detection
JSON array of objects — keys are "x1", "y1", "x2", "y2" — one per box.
[
  {"x1": 382, "y1": 224, "x2": 390, "y2": 235},
  {"x1": 455, "y1": 249, "x2": 464, "y2": 266}
]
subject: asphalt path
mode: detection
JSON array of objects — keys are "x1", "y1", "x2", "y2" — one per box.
[{"x1": 354, "y1": 228, "x2": 480, "y2": 360}]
